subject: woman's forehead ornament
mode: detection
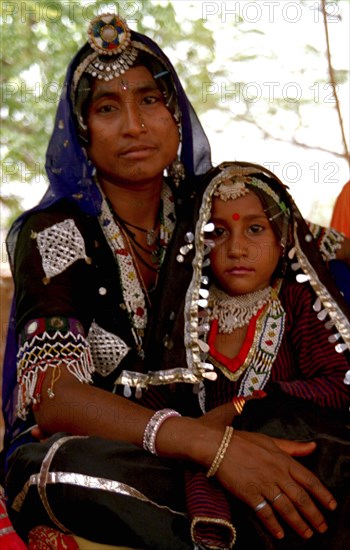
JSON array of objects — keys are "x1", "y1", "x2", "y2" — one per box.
[
  {"x1": 88, "y1": 14, "x2": 131, "y2": 54},
  {"x1": 72, "y1": 13, "x2": 156, "y2": 93}
]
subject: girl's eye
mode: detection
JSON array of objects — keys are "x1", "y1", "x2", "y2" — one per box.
[
  {"x1": 211, "y1": 226, "x2": 226, "y2": 238},
  {"x1": 249, "y1": 224, "x2": 264, "y2": 234}
]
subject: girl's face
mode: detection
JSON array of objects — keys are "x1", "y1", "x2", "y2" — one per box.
[{"x1": 209, "y1": 190, "x2": 282, "y2": 296}]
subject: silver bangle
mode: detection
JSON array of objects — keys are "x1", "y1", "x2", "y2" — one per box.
[{"x1": 142, "y1": 408, "x2": 181, "y2": 455}]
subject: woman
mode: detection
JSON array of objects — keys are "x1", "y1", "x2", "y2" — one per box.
[{"x1": 2, "y1": 14, "x2": 349, "y2": 550}]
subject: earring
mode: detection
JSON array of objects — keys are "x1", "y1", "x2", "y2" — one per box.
[
  {"x1": 168, "y1": 157, "x2": 185, "y2": 187},
  {"x1": 77, "y1": 116, "x2": 89, "y2": 143}
]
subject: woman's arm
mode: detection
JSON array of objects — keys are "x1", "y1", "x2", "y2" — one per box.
[
  {"x1": 17, "y1": 208, "x2": 338, "y2": 542},
  {"x1": 34, "y1": 367, "x2": 336, "y2": 542}
]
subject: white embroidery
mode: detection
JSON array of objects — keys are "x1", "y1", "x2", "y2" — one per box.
[
  {"x1": 36, "y1": 219, "x2": 88, "y2": 278},
  {"x1": 16, "y1": 330, "x2": 94, "y2": 419},
  {"x1": 307, "y1": 223, "x2": 344, "y2": 261},
  {"x1": 97, "y1": 181, "x2": 176, "y2": 355},
  {"x1": 87, "y1": 321, "x2": 130, "y2": 377}
]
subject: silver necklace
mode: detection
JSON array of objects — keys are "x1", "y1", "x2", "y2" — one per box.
[{"x1": 209, "y1": 285, "x2": 272, "y2": 332}]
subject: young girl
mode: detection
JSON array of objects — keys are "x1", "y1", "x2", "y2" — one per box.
[
  {"x1": 180, "y1": 161, "x2": 350, "y2": 549},
  {"x1": 184, "y1": 161, "x2": 350, "y2": 413}
]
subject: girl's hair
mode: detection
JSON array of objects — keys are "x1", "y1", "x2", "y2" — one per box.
[
  {"x1": 209, "y1": 168, "x2": 292, "y2": 280},
  {"x1": 245, "y1": 172, "x2": 291, "y2": 249}
]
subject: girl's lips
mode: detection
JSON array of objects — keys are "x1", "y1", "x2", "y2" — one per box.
[{"x1": 226, "y1": 267, "x2": 254, "y2": 275}]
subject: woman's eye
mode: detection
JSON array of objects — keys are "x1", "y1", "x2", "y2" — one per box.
[
  {"x1": 249, "y1": 224, "x2": 264, "y2": 234},
  {"x1": 142, "y1": 95, "x2": 161, "y2": 105},
  {"x1": 99, "y1": 104, "x2": 117, "y2": 113}
]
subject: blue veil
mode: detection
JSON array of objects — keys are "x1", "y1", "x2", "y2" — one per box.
[{"x1": 2, "y1": 28, "x2": 212, "y2": 453}]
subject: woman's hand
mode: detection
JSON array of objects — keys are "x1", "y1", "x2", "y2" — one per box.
[
  {"x1": 158, "y1": 414, "x2": 336, "y2": 541},
  {"x1": 214, "y1": 430, "x2": 336, "y2": 540},
  {"x1": 198, "y1": 402, "x2": 237, "y2": 429},
  {"x1": 31, "y1": 424, "x2": 48, "y2": 442}
]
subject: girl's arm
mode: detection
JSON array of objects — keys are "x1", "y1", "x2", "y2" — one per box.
[{"x1": 277, "y1": 281, "x2": 349, "y2": 410}]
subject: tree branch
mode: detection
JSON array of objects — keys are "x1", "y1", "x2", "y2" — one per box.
[
  {"x1": 321, "y1": 0, "x2": 349, "y2": 165},
  {"x1": 234, "y1": 114, "x2": 350, "y2": 161}
]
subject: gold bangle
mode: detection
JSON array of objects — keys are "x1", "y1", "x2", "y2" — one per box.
[
  {"x1": 206, "y1": 426, "x2": 234, "y2": 478},
  {"x1": 232, "y1": 396, "x2": 246, "y2": 415}
]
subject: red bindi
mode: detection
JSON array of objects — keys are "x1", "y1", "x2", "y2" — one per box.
[{"x1": 232, "y1": 213, "x2": 240, "y2": 221}]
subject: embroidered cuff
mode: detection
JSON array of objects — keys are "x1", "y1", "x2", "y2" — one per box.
[
  {"x1": 17, "y1": 317, "x2": 94, "y2": 419},
  {"x1": 307, "y1": 223, "x2": 344, "y2": 261}
]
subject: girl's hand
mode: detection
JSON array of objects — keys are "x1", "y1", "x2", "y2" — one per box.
[{"x1": 199, "y1": 391, "x2": 266, "y2": 430}]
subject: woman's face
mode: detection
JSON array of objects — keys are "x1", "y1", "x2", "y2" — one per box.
[
  {"x1": 86, "y1": 65, "x2": 180, "y2": 188},
  {"x1": 209, "y1": 190, "x2": 282, "y2": 296}
]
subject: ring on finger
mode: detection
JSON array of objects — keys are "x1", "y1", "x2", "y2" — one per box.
[
  {"x1": 254, "y1": 499, "x2": 268, "y2": 512},
  {"x1": 271, "y1": 492, "x2": 283, "y2": 504}
]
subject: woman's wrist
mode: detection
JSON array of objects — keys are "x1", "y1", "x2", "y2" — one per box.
[
  {"x1": 154, "y1": 415, "x2": 225, "y2": 468},
  {"x1": 142, "y1": 408, "x2": 181, "y2": 455},
  {"x1": 206, "y1": 425, "x2": 234, "y2": 477}
]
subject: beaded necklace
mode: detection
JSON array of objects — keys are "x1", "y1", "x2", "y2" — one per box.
[
  {"x1": 98, "y1": 181, "x2": 176, "y2": 356},
  {"x1": 208, "y1": 281, "x2": 285, "y2": 393},
  {"x1": 111, "y1": 208, "x2": 161, "y2": 272},
  {"x1": 111, "y1": 210, "x2": 160, "y2": 246}
]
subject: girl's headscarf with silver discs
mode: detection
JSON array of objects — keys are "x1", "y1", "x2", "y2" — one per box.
[{"x1": 183, "y1": 161, "x2": 350, "y2": 384}]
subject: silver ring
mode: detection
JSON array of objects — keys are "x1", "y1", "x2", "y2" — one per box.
[
  {"x1": 254, "y1": 499, "x2": 268, "y2": 512},
  {"x1": 271, "y1": 492, "x2": 283, "y2": 503}
]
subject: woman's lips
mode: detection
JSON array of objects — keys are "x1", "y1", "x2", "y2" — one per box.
[{"x1": 120, "y1": 146, "x2": 156, "y2": 159}]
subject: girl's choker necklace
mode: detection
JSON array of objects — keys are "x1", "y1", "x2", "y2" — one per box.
[{"x1": 209, "y1": 285, "x2": 272, "y2": 332}]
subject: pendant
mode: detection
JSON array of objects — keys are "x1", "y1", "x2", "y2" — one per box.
[
  {"x1": 151, "y1": 248, "x2": 161, "y2": 265},
  {"x1": 147, "y1": 229, "x2": 157, "y2": 246}
]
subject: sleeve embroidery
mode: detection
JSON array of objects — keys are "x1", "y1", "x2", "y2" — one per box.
[
  {"x1": 33, "y1": 218, "x2": 90, "y2": 280},
  {"x1": 87, "y1": 321, "x2": 130, "y2": 377}
]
